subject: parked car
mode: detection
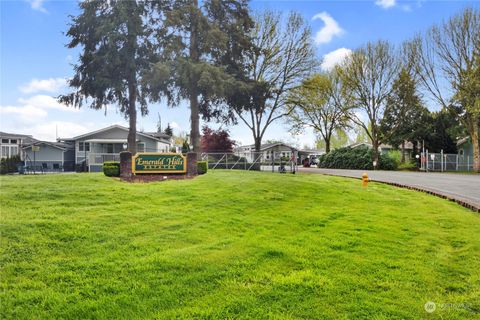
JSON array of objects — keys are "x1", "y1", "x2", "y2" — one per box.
[{"x1": 309, "y1": 155, "x2": 320, "y2": 166}]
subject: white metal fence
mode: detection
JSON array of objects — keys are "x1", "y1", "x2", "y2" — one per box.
[
  {"x1": 201, "y1": 152, "x2": 298, "y2": 173},
  {"x1": 420, "y1": 151, "x2": 474, "y2": 172},
  {"x1": 89, "y1": 153, "x2": 120, "y2": 165}
]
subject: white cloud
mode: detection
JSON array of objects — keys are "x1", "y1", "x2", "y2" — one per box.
[
  {"x1": 169, "y1": 121, "x2": 179, "y2": 129},
  {"x1": 31, "y1": 121, "x2": 96, "y2": 141},
  {"x1": 27, "y1": 0, "x2": 48, "y2": 13},
  {"x1": 0, "y1": 94, "x2": 80, "y2": 131},
  {"x1": 321, "y1": 48, "x2": 352, "y2": 71},
  {"x1": 19, "y1": 78, "x2": 67, "y2": 94},
  {"x1": 375, "y1": 0, "x2": 396, "y2": 9},
  {"x1": 0, "y1": 105, "x2": 48, "y2": 124},
  {"x1": 18, "y1": 95, "x2": 78, "y2": 112},
  {"x1": 312, "y1": 12, "x2": 344, "y2": 45}
]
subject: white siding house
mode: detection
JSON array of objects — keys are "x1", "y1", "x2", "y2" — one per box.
[{"x1": 63, "y1": 125, "x2": 171, "y2": 172}]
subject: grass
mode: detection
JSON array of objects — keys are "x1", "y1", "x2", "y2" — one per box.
[{"x1": 1, "y1": 171, "x2": 479, "y2": 319}]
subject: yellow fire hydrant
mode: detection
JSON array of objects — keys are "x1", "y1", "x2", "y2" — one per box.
[{"x1": 362, "y1": 172, "x2": 369, "y2": 187}]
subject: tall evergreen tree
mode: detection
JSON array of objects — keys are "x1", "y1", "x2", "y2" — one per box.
[
  {"x1": 145, "y1": 0, "x2": 254, "y2": 157},
  {"x1": 59, "y1": 0, "x2": 158, "y2": 154},
  {"x1": 164, "y1": 123, "x2": 173, "y2": 137},
  {"x1": 380, "y1": 68, "x2": 427, "y2": 162}
]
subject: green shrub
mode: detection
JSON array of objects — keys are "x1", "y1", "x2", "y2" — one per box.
[
  {"x1": 387, "y1": 150, "x2": 402, "y2": 167},
  {"x1": 197, "y1": 161, "x2": 208, "y2": 175},
  {"x1": 0, "y1": 155, "x2": 22, "y2": 174},
  {"x1": 318, "y1": 146, "x2": 398, "y2": 170},
  {"x1": 398, "y1": 161, "x2": 418, "y2": 171},
  {"x1": 104, "y1": 161, "x2": 120, "y2": 167},
  {"x1": 103, "y1": 162, "x2": 120, "y2": 177}
]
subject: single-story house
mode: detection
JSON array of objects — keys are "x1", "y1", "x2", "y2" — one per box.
[
  {"x1": 0, "y1": 131, "x2": 37, "y2": 160},
  {"x1": 348, "y1": 141, "x2": 414, "y2": 158},
  {"x1": 23, "y1": 141, "x2": 75, "y2": 172},
  {"x1": 456, "y1": 136, "x2": 478, "y2": 170},
  {"x1": 234, "y1": 143, "x2": 297, "y2": 163},
  {"x1": 62, "y1": 125, "x2": 171, "y2": 172},
  {"x1": 457, "y1": 136, "x2": 475, "y2": 158}
]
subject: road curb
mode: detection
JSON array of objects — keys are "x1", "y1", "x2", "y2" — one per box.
[{"x1": 311, "y1": 172, "x2": 480, "y2": 213}]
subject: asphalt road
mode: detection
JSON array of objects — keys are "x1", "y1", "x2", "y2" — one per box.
[{"x1": 299, "y1": 168, "x2": 480, "y2": 211}]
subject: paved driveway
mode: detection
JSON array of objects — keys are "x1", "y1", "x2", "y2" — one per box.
[{"x1": 299, "y1": 168, "x2": 480, "y2": 211}]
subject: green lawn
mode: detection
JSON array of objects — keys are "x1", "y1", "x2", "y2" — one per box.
[{"x1": 1, "y1": 171, "x2": 479, "y2": 319}]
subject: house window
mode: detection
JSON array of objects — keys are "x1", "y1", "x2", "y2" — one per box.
[
  {"x1": 1, "y1": 146, "x2": 9, "y2": 158},
  {"x1": 105, "y1": 143, "x2": 113, "y2": 153},
  {"x1": 10, "y1": 139, "x2": 17, "y2": 144},
  {"x1": 11, "y1": 146, "x2": 18, "y2": 156},
  {"x1": 1, "y1": 139, "x2": 8, "y2": 144},
  {"x1": 137, "y1": 142, "x2": 146, "y2": 153},
  {"x1": 79, "y1": 142, "x2": 90, "y2": 152}
]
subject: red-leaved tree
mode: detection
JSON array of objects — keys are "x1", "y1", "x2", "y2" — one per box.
[{"x1": 201, "y1": 126, "x2": 236, "y2": 153}]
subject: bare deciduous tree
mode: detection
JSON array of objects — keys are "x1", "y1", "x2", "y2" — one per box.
[
  {"x1": 410, "y1": 7, "x2": 480, "y2": 171},
  {"x1": 339, "y1": 40, "x2": 400, "y2": 167},
  {"x1": 233, "y1": 11, "x2": 317, "y2": 151}
]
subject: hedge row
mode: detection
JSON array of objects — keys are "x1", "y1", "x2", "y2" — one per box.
[
  {"x1": 103, "y1": 161, "x2": 120, "y2": 177},
  {"x1": 318, "y1": 146, "x2": 397, "y2": 170},
  {"x1": 1, "y1": 155, "x2": 22, "y2": 174}
]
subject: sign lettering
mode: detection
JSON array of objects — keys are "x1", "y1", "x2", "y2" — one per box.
[{"x1": 132, "y1": 153, "x2": 186, "y2": 174}]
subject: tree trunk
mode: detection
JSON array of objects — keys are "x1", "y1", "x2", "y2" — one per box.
[
  {"x1": 127, "y1": 84, "x2": 137, "y2": 155},
  {"x1": 189, "y1": 0, "x2": 200, "y2": 158},
  {"x1": 126, "y1": 9, "x2": 137, "y2": 155},
  {"x1": 401, "y1": 141, "x2": 406, "y2": 163},
  {"x1": 189, "y1": 93, "x2": 200, "y2": 154},
  {"x1": 128, "y1": 81, "x2": 137, "y2": 155},
  {"x1": 472, "y1": 124, "x2": 480, "y2": 172},
  {"x1": 324, "y1": 138, "x2": 331, "y2": 153},
  {"x1": 372, "y1": 139, "x2": 379, "y2": 170},
  {"x1": 254, "y1": 136, "x2": 261, "y2": 152}
]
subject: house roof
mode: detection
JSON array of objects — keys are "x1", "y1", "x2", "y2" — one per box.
[
  {"x1": 457, "y1": 136, "x2": 469, "y2": 146},
  {"x1": 0, "y1": 131, "x2": 33, "y2": 139},
  {"x1": 348, "y1": 142, "x2": 373, "y2": 149},
  {"x1": 63, "y1": 124, "x2": 170, "y2": 143},
  {"x1": 144, "y1": 131, "x2": 172, "y2": 140},
  {"x1": 22, "y1": 141, "x2": 68, "y2": 151},
  {"x1": 236, "y1": 142, "x2": 297, "y2": 151},
  {"x1": 379, "y1": 141, "x2": 414, "y2": 150},
  {"x1": 0, "y1": 131, "x2": 37, "y2": 144},
  {"x1": 348, "y1": 141, "x2": 414, "y2": 150}
]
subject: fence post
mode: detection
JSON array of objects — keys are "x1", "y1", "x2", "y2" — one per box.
[
  {"x1": 426, "y1": 150, "x2": 429, "y2": 172},
  {"x1": 467, "y1": 156, "x2": 470, "y2": 171},
  {"x1": 272, "y1": 152, "x2": 275, "y2": 173},
  {"x1": 440, "y1": 150, "x2": 443, "y2": 172},
  {"x1": 225, "y1": 153, "x2": 228, "y2": 169}
]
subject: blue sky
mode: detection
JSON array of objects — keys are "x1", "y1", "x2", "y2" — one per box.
[{"x1": 1, "y1": 0, "x2": 478, "y2": 146}]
